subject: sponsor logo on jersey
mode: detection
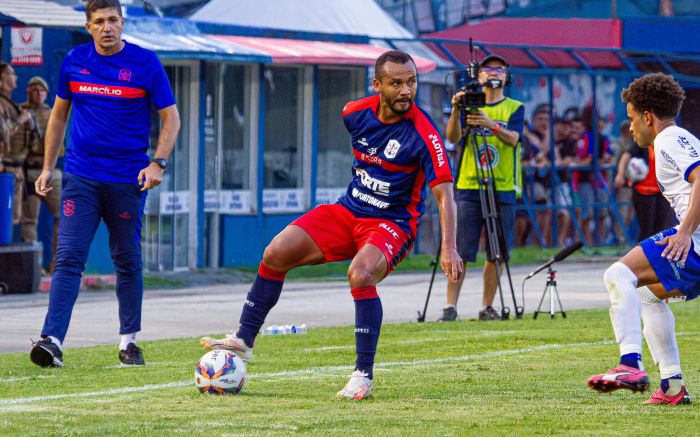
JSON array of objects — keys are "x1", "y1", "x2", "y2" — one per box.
[
  {"x1": 79, "y1": 68, "x2": 90, "y2": 75},
  {"x1": 478, "y1": 144, "x2": 500, "y2": 170},
  {"x1": 356, "y1": 168, "x2": 390, "y2": 196},
  {"x1": 429, "y1": 134, "x2": 446, "y2": 167},
  {"x1": 359, "y1": 153, "x2": 383, "y2": 166},
  {"x1": 384, "y1": 139, "x2": 401, "y2": 159},
  {"x1": 354, "y1": 328, "x2": 370, "y2": 334},
  {"x1": 352, "y1": 188, "x2": 390, "y2": 209},
  {"x1": 379, "y1": 222, "x2": 399, "y2": 239},
  {"x1": 70, "y1": 82, "x2": 146, "y2": 99},
  {"x1": 358, "y1": 137, "x2": 369, "y2": 147},
  {"x1": 367, "y1": 147, "x2": 378, "y2": 155},
  {"x1": 660, "y1": 149, "x2": 680, "y2": 172}
]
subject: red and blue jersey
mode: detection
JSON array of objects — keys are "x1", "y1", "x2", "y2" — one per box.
[
  {"x1": 573, "y1": 130, "x2": 611, "y2": 190},
  {"x1": 56, "y1": 41, "x2": 176, "y2": 183},
  {"x1": 337, "y1": 95, "x2": 453, "y2": 236}
]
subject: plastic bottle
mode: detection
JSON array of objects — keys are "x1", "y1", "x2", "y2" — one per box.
[{"x1": 263, "y1": 325, "x2": 282, "y2": 335}]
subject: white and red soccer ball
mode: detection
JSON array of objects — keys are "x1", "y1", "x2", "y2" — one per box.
[
  {"x1": 194, "y1": 350, "x2": 246, "y2": 395},
  {"x1": 626, "y1": 157, "x2": 649, "y2": 183}
]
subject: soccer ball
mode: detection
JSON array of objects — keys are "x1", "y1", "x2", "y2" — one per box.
[
  {"x1": 626, "y1": 157, "x2": 649, "y2": 183},
  {"x1": 194, "y1": 350, "x2": 246, "y2": 395}
]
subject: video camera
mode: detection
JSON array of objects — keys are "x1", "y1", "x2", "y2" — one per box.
[{"x1": 457, "y1": 39, "x2": 486, "y2": 111}]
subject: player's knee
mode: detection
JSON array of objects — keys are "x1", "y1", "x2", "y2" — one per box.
[
  {"x1": 347, "y1": 266, "x2": 377, "y2": 288},
  {"x1": 112, "y1": 256, "x2": 142, "y2": 275},
  {"x1": 603, "y1": 262, "x2": 637, "y2": 296}
]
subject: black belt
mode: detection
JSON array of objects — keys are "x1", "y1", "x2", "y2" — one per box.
[{"x1": 2, "y1": 160, "x2": 23, "y2": 168}]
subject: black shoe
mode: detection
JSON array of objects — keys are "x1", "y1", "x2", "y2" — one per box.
[
  {"x1": 437, "y1": 306, "x2": 458, "y2": 322},
  {"x1": 119, "y1": 343, "x2": 145, "y2": 365},
  {"x1": 478, "y1": 306, "x2": 501, "y2": 321},
  {"x1": 30, "y1": 337, "x2": 63, "y2": 368}
]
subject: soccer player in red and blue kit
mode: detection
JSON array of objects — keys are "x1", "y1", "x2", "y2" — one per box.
[
  {"x1": 29, "y1": 0, "x2": 180, "y2": 368},
  {"x1": 200, "y1": 50, "x2": 463, "y2": 400}
]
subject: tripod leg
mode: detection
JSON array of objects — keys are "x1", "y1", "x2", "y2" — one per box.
[
  {"x1": 533, "y1": 281, "x2": 549, "y2": 319},
  {"x1": 553, "y1": 284, "x2": 567, "y2": 318},
  {"x1": 549, "y1": 283, "x2": 556, "y2": 319},
  {"x1": 418, "y1": 240, "x2": 442, "y2": 323}
]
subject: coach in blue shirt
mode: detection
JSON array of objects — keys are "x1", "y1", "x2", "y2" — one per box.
[{"x1": 29, "y1": 0, "x2": 180, "y2": 368}]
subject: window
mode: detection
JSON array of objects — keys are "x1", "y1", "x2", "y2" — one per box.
[
  {"x1": 316, "y1": 67, "x2": 364, "y2": 204},
  {"x1": 262, "y1": 66, "x2": 307, "y2": 212}
]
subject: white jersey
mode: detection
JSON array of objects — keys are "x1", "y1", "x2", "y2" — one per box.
[{"x1": 654, "y1": 125, "x2": 700, "y2": 252}]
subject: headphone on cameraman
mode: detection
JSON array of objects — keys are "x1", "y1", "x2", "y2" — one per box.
[{"x1": 480, "y1": 54, "x2": 511, "y2": 88}]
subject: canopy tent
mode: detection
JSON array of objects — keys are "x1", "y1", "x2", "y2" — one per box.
[
  {"x1": 207, "y1": 35, "x2": 436, "y2": 72},
  {"x1": 190, "y1": 0, "x2": 451, "y2": 70},
  {"x1": 425, "y1": 18, "x2": 623, "y2": 69}
]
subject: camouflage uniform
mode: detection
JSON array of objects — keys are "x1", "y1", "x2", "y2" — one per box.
[
  {"x1": 0, "y1": 93, "x2": 29, "y2": 224},
  {"x1": 21, "y1": 100, "x2": 62, "y2": 244}
]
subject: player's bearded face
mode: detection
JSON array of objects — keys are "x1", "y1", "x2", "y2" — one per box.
[
  {"x1": 626, "y1": 103, "x2": 652, "y2": 147},
  {"x1": 375, "y1": 62, "x2": 417, "y2": 116}
]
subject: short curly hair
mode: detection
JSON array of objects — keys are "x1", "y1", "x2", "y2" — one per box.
[{"x1": 621, "y1": 73, "x2": 685, "y2": 119}]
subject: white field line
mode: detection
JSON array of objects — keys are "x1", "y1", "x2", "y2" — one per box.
[
  {"x1": 302, "y1": 330, "x2": 520, "y2": 352},
  {"x1": 0, "y1": 375, "x2": 54, "y2": 383},
  {"x1": 0, "y1": 339, "x2": 613, "y2": 407}
]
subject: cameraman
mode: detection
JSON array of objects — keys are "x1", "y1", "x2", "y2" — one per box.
[{"x1": 438, "y1": 54, "x2": 525, "y2": 322}]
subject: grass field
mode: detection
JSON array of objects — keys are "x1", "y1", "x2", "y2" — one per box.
[{"x1": 1, "y1": 306, "x2": 698, "y2": 435}]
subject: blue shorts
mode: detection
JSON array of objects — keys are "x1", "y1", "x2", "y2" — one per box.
[
  {"x1": 640, "y1": 228, "x2": 700, "y2": 301},
  {"x1": 456, "y1": 200, "x2": 514, "y2": 263}
]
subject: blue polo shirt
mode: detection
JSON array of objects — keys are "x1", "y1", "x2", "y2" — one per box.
[{"x1": 56, "y1": 40, "x2": 175, "y2": 183}]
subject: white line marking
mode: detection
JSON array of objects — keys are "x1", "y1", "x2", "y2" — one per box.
[
  {"x1": 0, "y1": 339, "x2": 612, "y2": 407},
  {"x1": 0, "y1": 375, "x2": 54, "y2": 383}
]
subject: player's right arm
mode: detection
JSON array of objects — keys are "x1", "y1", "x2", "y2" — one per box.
[
  {"x1": 446, "y1": 91, "x2": 464, "y2": 144},
  {"x1": 660, "y1": 165, "x2": 700, "y2": 264},
  {"x1": 432, "y1": 181, "x2": 463, "y2": 281},
  {"x1": 35, "y1": 96, "x2": 71, "y2": 196}
]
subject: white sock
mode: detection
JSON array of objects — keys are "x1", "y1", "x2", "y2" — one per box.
[
  {"x1": 48, "y1": 336, "x2": 62, "y2": 351},
  {"x1": 604, "y1": 262, "x2": 642, "y2": 355},
  {"x1": 119, "y1": 333, "x2": 137, "y2": 351},
  {"x1": 639, "y1": 286, "x2": 682, "y2": 379}
]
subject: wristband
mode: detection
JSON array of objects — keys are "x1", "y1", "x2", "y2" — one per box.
[{"x1": 492, "y1": 124, "x2": 501, "y2": 134}]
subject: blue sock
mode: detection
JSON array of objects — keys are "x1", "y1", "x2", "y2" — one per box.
[
  {"x1": 235, "y1": 263, "x2": 285, "y2": 348},
  {"x1": 661, "y1": 374, "x2": 683, "y2": 393},
  {"x1": 619, "y1": 352, "x2": 643, "y2": 370},
  {"x1": 352, "y1": 287, "x2": 382, "y2": 380}
]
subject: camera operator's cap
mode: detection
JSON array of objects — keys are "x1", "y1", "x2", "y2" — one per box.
[
  {"x1": 480, "y1": 54, "x2": 509, "y2": 68},
  {"x1": 28, "y1": 76, "x2": 49, "y2": 92}
]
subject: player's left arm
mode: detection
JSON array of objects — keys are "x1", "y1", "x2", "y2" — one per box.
[
  {"x1": 659, "y1": 165, "x2": 700, "y2": 263},
  {"x1": 138, "y1": 104, "x2": 181, "y2": 191},
  {"x1": 432, "y1": 182, "x2": 463, "y2": 281}
]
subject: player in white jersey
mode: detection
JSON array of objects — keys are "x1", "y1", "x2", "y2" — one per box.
[{"x1": 587, "y1": 73, "x2": 695, "y2": 405}]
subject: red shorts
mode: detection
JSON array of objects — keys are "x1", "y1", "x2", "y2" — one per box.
[{"x1": 291, "y1": 204, "x2": 414, "y2": 275}]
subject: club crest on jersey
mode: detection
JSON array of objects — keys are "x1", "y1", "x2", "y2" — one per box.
[
  {"x1": 384, "y1": 140, "x2": 401, "y2": 159},
  {"x1": 118, "y1": 69, "x2": 132, "y2": 82},
  {"x1": 478, "y1": 144, "x2": 500, "y2": 170}
]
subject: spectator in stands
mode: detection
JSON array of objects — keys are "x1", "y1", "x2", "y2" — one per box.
[
  {"x1": 553, "y1": 117, "x2": 577, "y2": 246},
  {"x1": 615, "y1": 126, "x2": 677, "y2": 242},
  {"x1": 612, "y1": 120, "x2": 635, "y2": 242},
  {"x1": 20, "y1": 77, "x2": 61, "y2": 273},
  {"x1": 524, "y1": 105, "x2": 552, "y2": 246},
  {"x1": 571, "y1": 104, "x2": 613, "y2": 246}
]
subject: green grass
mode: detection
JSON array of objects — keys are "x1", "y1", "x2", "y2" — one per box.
[{"x1": 2, "y1": 306, "x2": 699, "y2": 435}]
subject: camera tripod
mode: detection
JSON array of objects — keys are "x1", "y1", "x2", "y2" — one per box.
[
  {"x1": 465, "y1": 123, "x2": 523, "y2": 319},
  {"x1": 532, "y1": 266, "x2": 566, "y2": 319}
]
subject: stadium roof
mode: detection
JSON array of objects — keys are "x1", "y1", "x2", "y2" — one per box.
[{"x1": 0, "y1": 0, "x2": 84, "y2": 28}]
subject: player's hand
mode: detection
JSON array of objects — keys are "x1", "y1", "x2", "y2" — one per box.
[
  {"x1": 614, "y1": 174, "x2": 626, "y2": 188},
  {"x1": 34, "y1": 170, "x2": 53, "y2": 197},
  {"x1": 465, "y1": 110, "x2": 493, "y2": 128},
  {"x1": 441, "y1": 247, "x2": 463, "y2": 282},
  {"x1": 657, "y1": 230, "x2": 692, "y2": 264},
  {"x1": 138, "y1": 163, "x2": 164, "y2": 191}
]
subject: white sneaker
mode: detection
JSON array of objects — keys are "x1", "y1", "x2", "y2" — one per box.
[
  {"x1": 336, "y1": 370, "x2": 373, "y2": 400},
  {"x1": 199, "y1": 334, "x2": 253, "y2": 363}
]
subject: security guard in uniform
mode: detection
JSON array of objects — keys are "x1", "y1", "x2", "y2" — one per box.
[
  {"x1": 21, "y1": 77, "x2": 61, "y2": 272},
  {"x1": 439, "y1": 54, "x2": 525, "y2": 322}
]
